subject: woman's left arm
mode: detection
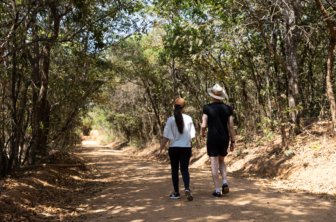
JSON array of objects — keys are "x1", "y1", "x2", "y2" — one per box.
[{"x1": 155, "y1": 137, "x2": 169, "y2": 157}]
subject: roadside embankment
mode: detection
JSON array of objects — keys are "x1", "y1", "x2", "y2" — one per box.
[{"x1": 98, "y1": 130, "x2": 336, "y2": 198}]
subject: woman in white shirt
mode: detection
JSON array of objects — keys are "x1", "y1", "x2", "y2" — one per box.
[{"x1": 155, "y1": 98, "x2": 196, "y2": 201}]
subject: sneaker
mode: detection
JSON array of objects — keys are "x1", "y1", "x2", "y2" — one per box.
[
  {"x1": 169, "y1": 192, "x2": 180, "y2": 199},
  {"x1": 212, "y1": 191, "x2": 221, "y2": 198},
  {"x1": 222, "y1": 183, "x2": 229, "y2": 194},
  {"x1": 185, "y1": 189, "x2": 193, "y2": 201}
]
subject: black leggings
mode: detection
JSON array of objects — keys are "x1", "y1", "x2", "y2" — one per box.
[{"x1": 168, "y1": 147, "x2": 192, "y2": 193}]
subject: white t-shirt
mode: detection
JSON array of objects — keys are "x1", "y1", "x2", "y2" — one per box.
[{"x1": 163, "y1": 114, "x2": 196, "y2": 147}]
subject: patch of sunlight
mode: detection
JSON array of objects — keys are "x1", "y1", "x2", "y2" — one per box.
[
  {"x1": 70, "y1": 175, "x2": 82, "y2": 180},
  {"x1": 205, "y1": 215, "x2": 231, "y2": 220},
  {"x1": 15, "y1": 182, "x2": 38, "y2": 191},
  {"x1": 170, "y1": 218, "x2": 183, "y2": 221},
  {"x1": 112, "y1": 209, "x2": 123, "y2": 214},
  {"x1": 30, "y1": 178, "x2": 57, "y2": 188},
  {"x1": 91, "y1": 209, "x2": 106, "y2": 213},
  {"x1": 153, "y1": 207, "x2": 164, "y2": 212},
  {"x1": 138, "y1": 167, "x2": 150, "y2": 169},
  {"x1": 135, "y1": 176, "x2": 166, "y2": 180},
  {"x1": 238, "y1": 200, "x2": 252, "y2": 205},
  {"x1": 130, "y1": 220, "x2": 145, "y2": 222},
  {"x1": 90, "y1": 161, "x2": 114, "y2": 164},
  {"x1": 82, "y1": 141, "x2": 99, "y2": 145},
  {"x1": 91, "y1": 151, "x2": 111, "y2": 154},
  {"x1": 290, "y1": 210, "x2": 311, "y2": 215},
  {"x1": 139, "y1": 198, "x2": 152, "y2": 201},
  {"x1": 240, "y1": 211, "x2": 255, "y2": 214},
  {"x1": 138, "y1": 207, "x2": 146, "y2": 210}
]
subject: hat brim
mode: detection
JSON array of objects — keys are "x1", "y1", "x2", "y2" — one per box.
[{"x1": 207, "y1": 88, "x2": 226, "y2": 100}]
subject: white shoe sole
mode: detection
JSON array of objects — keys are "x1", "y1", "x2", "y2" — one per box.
[{"x1": 185, "y1": 190, "x2": 193, "y2": 201}]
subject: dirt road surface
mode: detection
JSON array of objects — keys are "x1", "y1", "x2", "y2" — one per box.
[{"x1": 76, "y1": 141, "x2": 336, "y2": 222}]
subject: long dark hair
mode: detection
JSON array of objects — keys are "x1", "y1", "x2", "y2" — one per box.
[{"x1": 174, "y1": 104, "x2": 184, "y2": 134}]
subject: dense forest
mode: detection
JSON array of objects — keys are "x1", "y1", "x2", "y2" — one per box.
[{"x1": 1, "y1": 0, "x2": 336, "y2": 177}]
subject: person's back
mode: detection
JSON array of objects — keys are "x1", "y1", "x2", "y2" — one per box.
[
  {"x1": 203, "y1": 102, "x2": 232, "y2": 144},
  {"x1": 165, "y1": 114, "x2": 195, "y2": 147}
]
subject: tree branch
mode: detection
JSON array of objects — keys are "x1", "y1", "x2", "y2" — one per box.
[
  {"x1": 315, "y1": 0, "x2": 336, "y2": 38},
  {"x1": 239, "y1": 0, "x2": 290, "y2": 75}
]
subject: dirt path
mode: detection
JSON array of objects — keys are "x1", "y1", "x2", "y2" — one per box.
[{"x1": 76, "y1": 141, "x2": 336, "y2": 222}]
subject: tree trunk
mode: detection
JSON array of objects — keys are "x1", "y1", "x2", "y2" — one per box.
[
  {"x1": 30, "y1": 18, "x2": 40, "y2": 164},
  {"x1": 266, "y1": 48, "x2": 274, "y2": 130},
  {"x1": 32, "y1": 3, "x2": 60, "y2": 162},
  {"x1": 283, "y1": 0, "x2": 300, "y2": 134},
  {"x1": 314, "y1": 0, "x2": 336, "y2": 132},
  {"x1": 142, "y1": 79, "x2": 161, "y2": 127},
  {"x1": 8, "y1": 30, "x2": 19, "y2": 174},
  {"x1": 273, "y1": 26, "x2": 287, "y2": 148},
  {"x1": 305, "y1": 46, "x2": 313, "y2": 115},
  {"x1": 33, "y1": 43, "x2": 51, "y2": 161},
  {"x1": 298, "y1": 46, "x2": 308, "y2": 114},
  {"x1": 0, "y1": 83, "x2": 6, "y2": 177},
  {"x1": 279, "y1": 28, "x2": 289, "y2": 101},
  {"x1": 291, "y1": 1, "x2": 301, "y2": 132},
  {"x1": 171, "y1": 57, "x2": 175, "y2": 105},
  {"x1": 244, "y1": 48, "x2": 266, "y2": 115},
  {"x1": 326, "y1": 38, "x2": 336, "y2": 131},
  {"x1": 0, "y1": 138, "x2": 2, "y2": 178}
]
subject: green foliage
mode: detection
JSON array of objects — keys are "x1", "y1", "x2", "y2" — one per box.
[
  {"x1": 0, "y1": 0, "x2": 146, "y2": 177},
  {"x1": 309, "y1": 142, "x2": 320, "y2": 150},
  {"x1": 259, "y1": 117, "x2": 276, "y2": 141},
  {"x1": 82, "y1": 117, "x2": 92, "y2": 136},
  {"x1": 235, "y1": 149, "x2": 242, "y2": 157},
  {"x1": 1, "y1": 0, "x2": 335, "y2": 177},
  {"x1": 284, "y1": 150, "x2": 295, "y2": 157}
]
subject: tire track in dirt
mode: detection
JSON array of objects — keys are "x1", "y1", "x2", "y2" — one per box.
[{"x1": 76, "y1": 141, "x2": 336, "y2": 222}]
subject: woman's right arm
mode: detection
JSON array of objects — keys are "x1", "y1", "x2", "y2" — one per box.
[{"x1": 155, "y1": 137, "x2": 169, "y2": 157}]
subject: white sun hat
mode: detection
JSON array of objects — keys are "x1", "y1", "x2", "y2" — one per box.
[{"x1": 207, "y1": 84, "x2": 227, "y2": 100}]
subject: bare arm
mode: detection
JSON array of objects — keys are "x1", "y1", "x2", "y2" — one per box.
[
  {"x1": 155, "y1": 137, "x2": 169, "y2": 157},
  {"x1": 228, "y1": 115, "x2": 235, "y2": 151},
  {"x1": 201, "y1": 114, "x2": 208, "y2": 137}
]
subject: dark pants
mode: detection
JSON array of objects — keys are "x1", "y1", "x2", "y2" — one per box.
[{"x1": 168, "y1": 147, "x2": 192, "y2": 193}]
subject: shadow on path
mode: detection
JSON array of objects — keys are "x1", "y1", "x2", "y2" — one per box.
[{"x1": 75, "y1": 142, "x2": 336, "y2": 222}]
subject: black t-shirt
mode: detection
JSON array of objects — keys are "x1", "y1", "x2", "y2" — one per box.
[{"x1": 203, "y1": 102, "x2": 233, "y2": 144}]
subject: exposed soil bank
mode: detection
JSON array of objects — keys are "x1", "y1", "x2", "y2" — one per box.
[{"x1": 106, "y1": 132, "x2": 336, "y2": 197}]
